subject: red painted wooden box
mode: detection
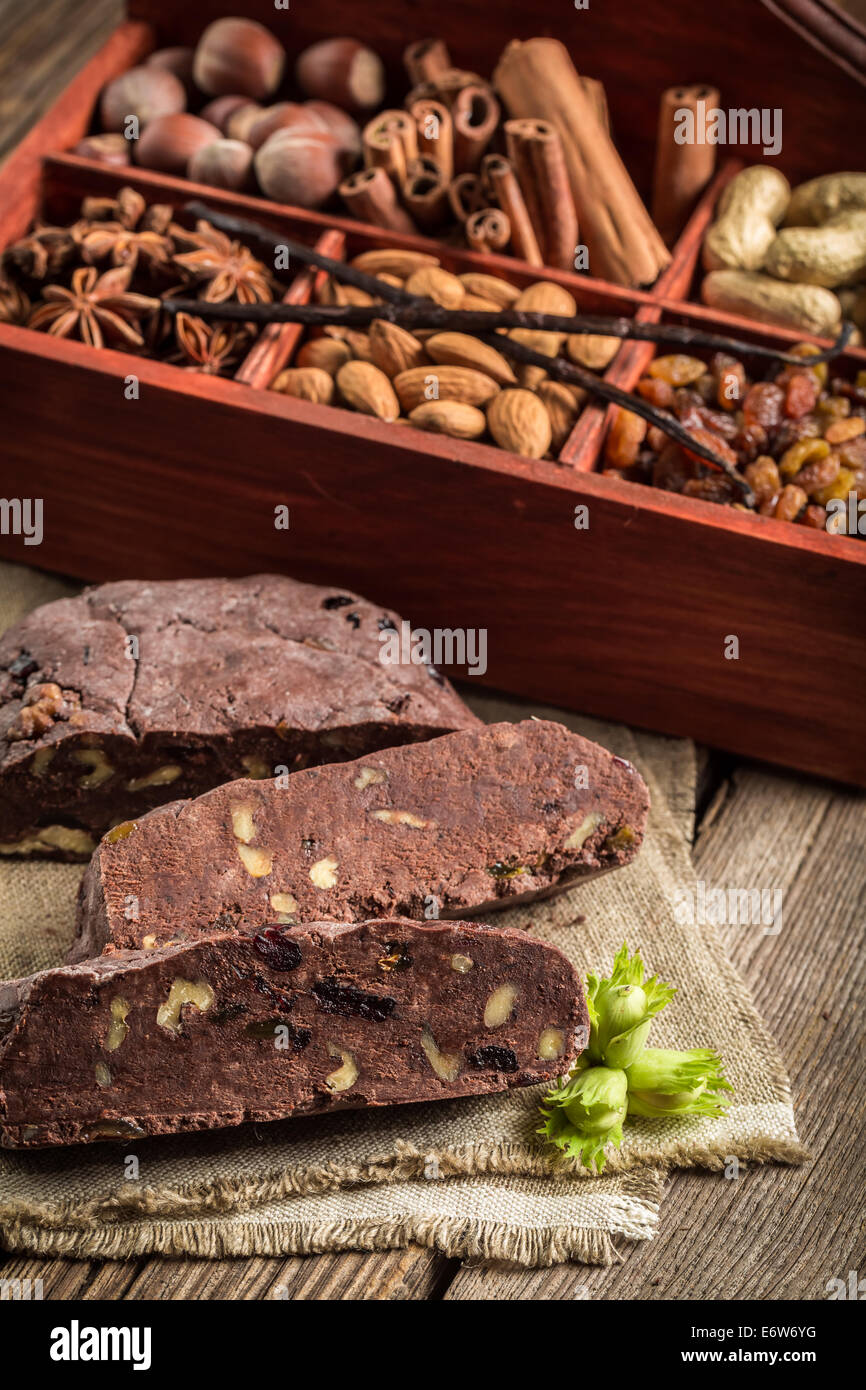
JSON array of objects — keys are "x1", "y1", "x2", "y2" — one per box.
[{"x1": 1, "y1": 1, "x2": 865, "y2": 785}]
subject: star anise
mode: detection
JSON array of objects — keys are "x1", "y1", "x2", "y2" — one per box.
[
  {"x1": 169, "y1": 312, "x2": 251, "y2": 374},
  {"x1": 28, "y1": 265, "x2": 160, "y2": 349},
  {"x1": 74, "y1": 187, "x2": 174, "y2": 274},
  {"x1": 0, "y1": 274, "x2": 30, "y2": 325},
  {"x1": 80, "y1": 187, "x2": 173, "y2": 236},
  {"x1": 3, "y1": 224, "x2": 77, "y2": 280},
  {"x1": 171, "y1": 221, "x2": 276, "y2": 305}
]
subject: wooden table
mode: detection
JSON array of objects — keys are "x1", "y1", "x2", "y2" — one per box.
[{"x1": 1, "y1": 0, "x2": 864, "y2": 1302}]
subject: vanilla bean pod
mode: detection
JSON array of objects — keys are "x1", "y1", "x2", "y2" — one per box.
[{"x1": 182, "y1": 201, "x2": 852, "y2": 366}]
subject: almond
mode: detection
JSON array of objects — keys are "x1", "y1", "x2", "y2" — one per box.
[
  {"x1": 538, "y1": 380, "x2": 580, "y2": 451},
  {"x1": 336, "y1": 360, "x2": 400, "y2": 419},
  {"x1": 369, "y1": 319, "x2": 428, "y2": 376},
  {"x1": 459, "y1": 272, "x2": 520, "y2": 306},
  {"x1": 518, "y1": 364, "x2": 549, "y2": 392},
  {"x1": 409, "y1": 400, "x2": 487, "y2": 439},
  {"x1": 296, "y1": 337, "x2": 351, "y2": 375},
  {"x1": 487, "y1": 388, "x2": 552, "y2": 459},
  {"x1": 272, "y1": 366, "x2": 334, "y2": 404},
  {"x1": 513, "y1": 281, "x2": 577, "y2": 317},
  {"x1": 351, "y1": 249, "x2": 440, "y2": 278},
  {"x1": 566, "y1": 333, "x2": 620, "y2": 371},
  {"x1": 509, "y1": 326, "x2": 565, "y2": 359},
  {"x1": 316, "y1": 277, "x2": 376, "y2": 307},
  {"x1": 461, "y1": 294, "x2": 503, "y2": 312},
  {"x1": 325, "y1": 326, "x2": 374, "y2": 361},
  {"x1": 404, "y1": 265, "x2": 465, "y2": 309},
  {"x1": 393, "y1": 364, "x2": 499, "y2": 412},
  {"x1": 424, "y1": 332, "x2": 517, "y2": 386}
]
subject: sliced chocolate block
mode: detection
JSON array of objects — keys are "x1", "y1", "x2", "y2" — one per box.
[
  {"x1": 0, "y1": 574, "x2": 475, "y2": 858},
  {"x1": 0, "y1": 918, "x2": 587, "y2": 1148},
  {"x1": 75, "y1": 719, "x2": 649, "y2": 959}
]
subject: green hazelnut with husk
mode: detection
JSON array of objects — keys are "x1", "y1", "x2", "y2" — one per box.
[
  {"x1": 586, "y1": 941, "x2": 675, "y2": 1069},
  {"x1": 539, "y1": 944, "x2": 733, "y2": 1172},
  {"x1": 625, "y1": 1048, "x2": 733, "y2": 1118}
]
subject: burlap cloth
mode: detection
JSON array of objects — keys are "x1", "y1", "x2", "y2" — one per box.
[{"x1": 0, "y1": 562, "x2": 806, "y2": 1266}]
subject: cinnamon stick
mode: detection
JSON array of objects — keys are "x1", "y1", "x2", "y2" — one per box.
[
  {"x1": 402, "y1": 158, "x2": 450, "y2": 230},
  {"x1": 504, "y1": 119, "x2": 578, "y2": 272},
  {"x1": 465, "y1": 207, "x2": 510, "y2": 254},
  {"x1": 362, "y1": 110, "x2": 418, "y2": 185},
  {"x1": 581, "y1": 76, "x2": 610, "y2": 135},
  {"x1": 652, "y1": 83, "x2": 720, "y2": 246},
  {"x1": 403, "y1": 38, "x2": 451, "y2": 86},
  {"x1": 452, "y1": 85, "x2": 500, "y2": 172},
  {"x1": 409, "y1": 97, "x2": 454, "y2": 183},
  {"x1": 482, "y1": 154, "x2": 543, "y2": 266},
  {"x1": 448, "y1": 172, "x2": 480, "y2": 223},
  {"x1": 339, "y1": 168, "x2": 417, "y2": 235},
  {"x1": 494, "y1": 38, "x2": 670, "y2": 287}
]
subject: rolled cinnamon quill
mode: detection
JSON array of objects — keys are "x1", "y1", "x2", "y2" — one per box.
[
  {"x1": 465, "y1": 207, "x2": 511, "y2": 254},
  {"x1": 482, "y1": 153, "x2": 543, "y2": 266},
  {"x1": 402, "y1": 157, "x2": 450, "y2": 230},
  {"x1": 410, "y1": 97, "x2": 454, "y2": 183},
  {"x1": 448, "y1": 172, "x2": 481, "y2": 223},
  {"x1": 403, "y1": 38, "x2": 452, "y2": 86},
  {"x1": 494, "y1": 38, "x2": 670, "y2": 287},
  {"x1": 505, "y1": 119, "x2": 578, "y2": 272},
  {"x1": 652, "y1": 83, "x2": 720, "y2": 246},
  {"x1": 339, "y1": 167, "x2": 417, "y2": 235},
  {"x1": 363, "y1": 110, "x2": 419, "y2": 185},
  {"x1": 581, "y1": 76, "x2": 610, "y2": 136},
  {"x1": 452, "y1": 85, "x2": 500, "y2": 172}
]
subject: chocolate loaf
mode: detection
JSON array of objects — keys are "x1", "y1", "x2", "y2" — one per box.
[
  {"x1": 0, "y1": 918, "x2": 587, "y2": 1148},
  {"x1": 0, "y1": 575, "x2": 475, "y2": 858},
  {"x1": 75, "y1": 719, "x2": 649, "y2": 959}
]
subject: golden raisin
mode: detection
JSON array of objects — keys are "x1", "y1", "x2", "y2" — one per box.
[
  {"x1": 779, "y1": 437, "x2": 830, "y2": 480},
  {"x1": 789, "y1": 342, "x2": 828, "y2": 387},
  {"x1": 604, "y1": 407, "x2": 647, "y2": 467},
  {"x1": 825, "y1": 417, "x2": 865, "y2": 445},
  {"x1": 795, "y1": 453, "x2": 840, "y2": 497},
  {"x1": 813, "y1": 466, "x2": 857, "y2": 505},
  {"x1": 648, "y1": 355, "x2": 707, "y2": 387},
  {"x1": 773, "y1": 484, "x2": 808, "y2": 523},
  {"x1": 744, "y1": 455, "x2": 781, "y2": 505}
]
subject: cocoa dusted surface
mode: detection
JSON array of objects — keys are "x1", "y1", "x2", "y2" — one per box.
[
  {"x1": 75, "y1": 719, "x2": 650, "y2": 959},
  {"x1": 0, "y1": 917, "x2": 587, "y2": 1148},
  {"x1": 0, "y1": 574, "x2": 476, "y2": 855}
]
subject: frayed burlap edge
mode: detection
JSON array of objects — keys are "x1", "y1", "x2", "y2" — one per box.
[
  {"x1": 0, "y1": 1168, "x2": 663, "y2": 1266},
  {"x1": 0, "y1": 1131, "x2": 807, "y2": 1236}
]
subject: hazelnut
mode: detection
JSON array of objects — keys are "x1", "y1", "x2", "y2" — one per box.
[
  {"x1": 126, "y1": 764, "x2": 181, "y2": 792},
  {"x1": 371, "y1": 809, "x2": 432, "y2": 828},
  {"x1": 72, "y1": 133, "x2": 130, "y2": 167},
  {"x1": 537, "y1": 1028, "x2": 565, "y2": 1060},
  {"x1": 156, "y1": 978, "x2": 215, "y2": 1034},
  {"x1": 269, "y1": 892, "x2": 298, "y2": 917},
  {"x1": 254, "y1": 127, "x2": 343, "y2": 209},
  {"x1": 325, "y1": 1043, "x2": 359, "y2": 1092},
  {"x1": 95, "y1": 1062, "x2": 112, "y2": 1089},
  {"x1": 145, "y1": 45, "x2": 196, "y2": 99},
  {"x1": 135, "y1": 113, "x2": 221, "y2": 174},
  {"x1": 246, "y1": 101, "x2": 323, "y2": 151},
  {"x1": 420, "y1": 1025, "x2": 461, "y2": 1082},
  {"x1": 231, "y1": 802, "x2": 256, "y2": 844},
  {"x1": 225, "y1": 102, "x2": 264, "y2": 144},
  {"x1": 309, "y1": 856, "x2": 338, "y2": 889},
  {"x1": 353, "y1": 765, "x2": 387, "y2": 790},
  {"x1": 188, "y1": 138, "x2": 254, "y2": 192},
  {"x1": 450, "y1": 954, "x2": 474, "y2": 974},
  {"x1": 303, "y1": 100, "x2": 362, "y2": 163},
  {"x1": 199, "y1": 94, "x2": 252, "y2": 134},
  {"x1": 99, "y1": 65, "x2": 186, "y2": 133},
  {"x1": 483, "y1": 983, "x2": 518, "y2": 1029},
  {"x1": 193, "y1": 17, "x2": 285, "y2": 100},
  {"x1": 295, "y1": 38, "x2": 385, "y2": 114},
  {"x1": 563, "y1": 811, "x2": 602, "y2": 851},
  {"x1": 237, "y1": 844, "x2": 272, "y2": 877}
]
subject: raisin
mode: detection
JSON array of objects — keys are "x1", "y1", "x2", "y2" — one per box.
[
  {"x1": 733, "y1": 422, "x2": 769, "y2": 462},
  {"x1": 775, "y1": 415, "x2": 820, "y2": 452},
  {"x1": 8, "y1": 650, "x2": 38, "y2": 681},
  {"x1": 682, "y1": 476, "x2": 736, "y2": 504},
  {"x1": 713, "y1": 357, "x2": 746, "y2": 410},
  {"x1": 377, "y1": 616, "x2": 397, "y2": 631},
  {"x1": 696, "y1": 406, "x2": 738, "y2": 440},
  {"x1": 795, "y1": 453, "x2": 840, "y2": 497},
  {"x1": 384, "y1": 693, "x2": 410, "y2": 714},
  {"x1": 813, "y1": 466, "x2": 857, "y2": 506},
  {"x1": 467, "y1": 1045, "x2": 519, "y2": 1072},
  {"x1": 802, "y1": 505, "x2": 828, "y2": 530},
  {"x1": 648, "y1": 354, "x2": 707, "y2": 386},
  {"x1": 345, "y1": 611, "x2": 361, "y2": 629},
  {"x1": 313, "y1": 977, "x2": 396, "y2": 1022},
  {"x1": 322, "y1": 595, "x2": 354, "y2": 609},
  {"x1": 636, "y1": 376, "x2": 674, "y2": 408},
  {"x1": 825, "y1": 417, "x2": 865, "y2": 445},
  {"x1": 817, "y1": 395, "x2": 851, "y2": 423},
  {"x1": 681, "y1": 428, "x2": 738, "y2": 469},
  {"x1": 652, "y1": 444, "x2": 694, "y2": 493},
  {"x1": 779, "y1": 437, "x2": 829, "y2": 480},
  {"x1": 773, "y1": 484, "x2": 808, "y2": 523},
  {"x1": 783, "y1": 371, "x2": 820, "y2": 420},
  {"x1": 604, "y1": 407, "x2": 647, "y2": 467},
  {"x1": 744, "y1": 456, "x2": 781, "y2": 506},
  {"x1": 252, "y1": 928, "x2": 302, "y2": 972},
  {"x1": 743, "y1": 382, "x2": 784, "y2": 432},
  {"x1": 838, "y1": 437, "x2": 866, "y2": 469},
  {"x1": 647, "y1": 425, "x2": 668, "y2": 452}
]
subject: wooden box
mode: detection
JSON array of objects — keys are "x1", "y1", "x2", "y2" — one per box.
[{"x1": 1, "y1": 1, "x2": 865, "y2": 785}]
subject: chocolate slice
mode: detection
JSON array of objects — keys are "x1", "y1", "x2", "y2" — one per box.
[
  {"x1": 75, "y1": 719, "x2": 649, "y2": 959},
  {"x1": 0, "y1": 918, "x2": 587, "y2": 1148},
  {"x1": 0, "y1": 575, "x2": 475, "y2": 858}
]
